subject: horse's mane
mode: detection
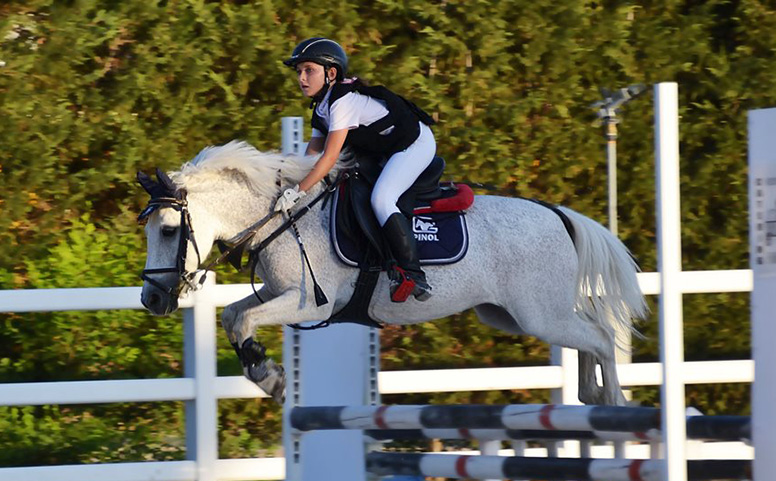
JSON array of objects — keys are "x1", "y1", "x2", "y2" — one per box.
[{"x1": 171, "y1": 140, "x2": 353, "y2": 197}]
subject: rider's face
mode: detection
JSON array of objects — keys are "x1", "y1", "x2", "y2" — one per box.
[{"x1": 296, "y1": 62, "x2": 334, "y2": 97}]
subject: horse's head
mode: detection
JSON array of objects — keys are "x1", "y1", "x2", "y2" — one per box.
[
  {"x1": 137, "y1": 168, "x2": 206, "y2": 315},
  {"x1": 136, "y1": 140, "x2": 351, "y2": 315}
]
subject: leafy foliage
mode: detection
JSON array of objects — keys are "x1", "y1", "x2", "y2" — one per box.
[{"x1": 2, "y1": 0, "x2": 772, "y2": 465}]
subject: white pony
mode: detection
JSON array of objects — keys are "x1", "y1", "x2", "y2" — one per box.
[{"x1": 138, "y1": 140, "x2": 648, "y2": 406}]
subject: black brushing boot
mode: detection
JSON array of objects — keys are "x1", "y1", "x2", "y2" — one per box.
[{"x1": 382, "y1": 212, "x2": 432, "y2": 302}]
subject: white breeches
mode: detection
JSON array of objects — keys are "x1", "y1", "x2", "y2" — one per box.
[{"x1": 371, "y1": 122, "x2": 437, "y2": 226}]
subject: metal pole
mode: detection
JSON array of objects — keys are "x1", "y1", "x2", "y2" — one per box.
[
  {"x1": 654, "y1": 82, "x2": 687, "y2": 481},
  {"x1": 592, "y1": 83, "x2": 646, "y2": 235},
  {"x1": 281, "y1": 117, "x2": 305, "y2": 155},
  {"x1": 479, "y1": 439, "x2": 501, "y2": 481},
  {"x1": 606, "y1": 120, "x2": 619, "y2": 235}
]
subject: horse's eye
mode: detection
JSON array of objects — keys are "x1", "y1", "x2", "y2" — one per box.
[{"x1": 161, "y1": 226, "x2": 177, "y2": 237}]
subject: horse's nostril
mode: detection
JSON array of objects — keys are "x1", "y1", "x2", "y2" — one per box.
[{"x1": 149, "y1": 292, "x2": 162, "y2": 307}]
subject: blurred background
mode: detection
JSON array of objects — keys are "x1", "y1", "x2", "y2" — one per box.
[{"x1": 0, "y1": 0, "x2": 770, "y2": 468}]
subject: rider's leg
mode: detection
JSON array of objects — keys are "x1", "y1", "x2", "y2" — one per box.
[
  {"x1": 371, "y1": 122, "x2": 436, "y2": 301},
  {"x1": 382, "y1": 212, "x2": 432, "y2": 301}
]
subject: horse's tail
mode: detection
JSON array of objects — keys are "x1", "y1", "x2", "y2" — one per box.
[{"x1": 558, "y1": 207, "x2": 649, "y2": 347}]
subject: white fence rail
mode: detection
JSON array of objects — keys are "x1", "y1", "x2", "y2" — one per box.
[{"x1": 0, "y1": 268, "x2": 754, "y2": 481}]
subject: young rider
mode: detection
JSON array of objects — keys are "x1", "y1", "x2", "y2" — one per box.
[{"x1": 279, "y1": 37, "x2": 436, "y2": 302}]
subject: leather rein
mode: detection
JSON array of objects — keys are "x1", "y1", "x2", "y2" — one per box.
[{"x1": 139, "y1": 175, "x2": 345, "y2": 298}]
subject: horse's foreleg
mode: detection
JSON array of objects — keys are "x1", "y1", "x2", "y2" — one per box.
[
  {"x1": 237, "y1": 337, "x2": 286, "y2": 404},
  {"x1": 221, "y1": 289, "x2": 287, "y2": 403},
  {"x1": 222, "y1": 288, "x2": 330, "y2": 404},
  {"x1": 228, "y1": 288, "x2": 327, "y2": 343},
  {"x1": 221, "y1": 288, "x2": 270, "y2": 345}
]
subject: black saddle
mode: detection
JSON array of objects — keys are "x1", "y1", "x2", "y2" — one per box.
[
  {"x1": 334, "y1": 155, "x2": 460, "y2": 263},
  {"x1": 327, "y1": 156, "x2": 471, "y2": 327}
]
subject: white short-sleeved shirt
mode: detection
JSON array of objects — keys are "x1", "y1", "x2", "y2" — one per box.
[{"x1": 311, "y1": 85, "x2": 389, "y2": 138}]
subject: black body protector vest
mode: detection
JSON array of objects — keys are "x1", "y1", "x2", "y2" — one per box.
[{"x1": 311, "y1": 81, "x2": 435, "y2": 157}]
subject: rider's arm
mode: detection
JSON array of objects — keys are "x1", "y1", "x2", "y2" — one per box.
[
  {"x1": 298, "y1": 128, "x2": 348, "y2": 192},
  {"x1": 305, "y1": 136, "x2": 325, "y2": 155}
]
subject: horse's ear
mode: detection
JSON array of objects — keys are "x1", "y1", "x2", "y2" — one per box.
[
  {"x1": 137, "y1": 171, "x2": 159, "y2": 196},
  {"x1": 155, "y1": 168, "x2": 179, "y2": 197}
]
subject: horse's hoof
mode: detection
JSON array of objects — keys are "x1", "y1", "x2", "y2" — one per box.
[{"x1": 244, "y1": 358, "x2": 286, "y2": 404}]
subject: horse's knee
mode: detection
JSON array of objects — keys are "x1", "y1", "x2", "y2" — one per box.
[{"x1": 221, "y1": 305, "x2": 240, "y2": 335}]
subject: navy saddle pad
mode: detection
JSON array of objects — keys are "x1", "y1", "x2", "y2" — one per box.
[{"x1": 330, "y1": 193, "x2": 469, "y2": 267}]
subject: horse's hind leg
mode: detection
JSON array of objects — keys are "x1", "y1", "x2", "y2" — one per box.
[
  {"x1": 557, "y1": 320, "x2": 625, "y2": 406},
  {"x1": 578, "y1": 352, "x2": 605, "y2": 405},
  {"x1": 511, "y1": 306, "x2": 626, "y2": 406},
  {"x1": 474, "y1": 304, "x2": 527, "y2": 335},
  {"x1": 476, "y1": 304, "x2": 623, "y2": 405},
  {"x1": 570, "y1": 320, "x2": 626, "y2": 406},
  {"x1": 548, "y1": 320, "x2": 625, "y2": 405},
  {"x1": 598, "y1": 348, "x2": 627, "y2": 405}
]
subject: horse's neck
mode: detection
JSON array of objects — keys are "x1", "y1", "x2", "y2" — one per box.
[
  {"x1": 246, "y1": 180, "x2": 330, "y2": 281},
  {"x1": 207, "y1": 178, "x2": 329, "y2": 240},
  {"x1": 192, "y1": 180, "x2": 273, "y2": 242}
]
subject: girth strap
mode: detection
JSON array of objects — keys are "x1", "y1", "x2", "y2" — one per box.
[{"x1": 328, "y1": 266, "x2": 384, "y2": 329}]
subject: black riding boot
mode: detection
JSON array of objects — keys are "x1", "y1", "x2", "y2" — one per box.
[{"x1": 382, "y1": 212, "x2": 432, "y2": 302}]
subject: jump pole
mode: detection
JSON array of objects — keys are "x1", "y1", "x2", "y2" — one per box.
[
  {"x1": 365, "y1": 453, "x2": 750, "y2": 481},
  {"x1": 289, "y1": 404, "x2": 750, "y2": 440},
  {"x1": 748, "y1": 108, "x2": 776, "y2": 480},
  {"x1": 280, "y1": 117, "x2": 380, "y2": 481}
]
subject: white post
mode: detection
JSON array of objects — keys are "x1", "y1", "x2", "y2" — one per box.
[
  {"x1": 478, "y1": 439, "x2": 501, "y2": 481},
  {"x1": 654, "y1": 82, "x2": 687, "y2": 481},
  {"x1": 183, "y1": 275, "x2": 219, "y2": 481},
  {"x1": 283, "y1": 324, "x2": 375, "y2": 481},
  {"x1": 282, "y1": 117, "x2": 306, "y2": 156},
  {"x1": 550, "y1": 346, "x2": 581, "y2": 457},
  {"x1": 280, "y1": 117, "x2": 379, "y2": 481},
  {"x1": 749, "y1": 108, "x2": 776, "y2": 480}
]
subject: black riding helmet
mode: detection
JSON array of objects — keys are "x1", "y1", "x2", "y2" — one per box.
[{"x1": 284, "y1": 38, "x2": 348, "y2": 80}]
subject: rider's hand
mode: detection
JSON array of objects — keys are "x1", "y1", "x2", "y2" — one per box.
[{"x1": 275, "y1": 185, "x2": 306, "y2": 212}]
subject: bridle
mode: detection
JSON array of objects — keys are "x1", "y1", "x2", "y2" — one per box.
[
  {"x1": 139, "y1": 193, "x2": 205, "y2": 297},
  {"x1": 138, "y1": 173, "x2": 346, "y2": 300}
]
